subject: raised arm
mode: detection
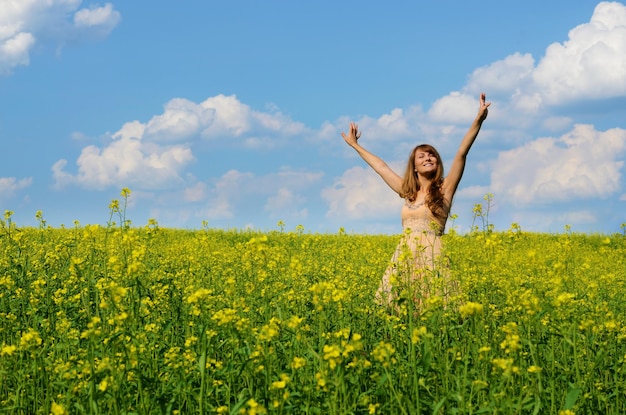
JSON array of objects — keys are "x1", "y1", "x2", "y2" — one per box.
[
  {"x1": 341, "y1": 122, "x2": 403, "y2": 194},
  {"x1": 442, "y1": 93, "x2": 491, "y2": 203}
]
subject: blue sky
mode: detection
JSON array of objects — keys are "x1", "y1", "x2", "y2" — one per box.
[{"x1": 1, "y1": 0, "x2": 626, "y2": 234}]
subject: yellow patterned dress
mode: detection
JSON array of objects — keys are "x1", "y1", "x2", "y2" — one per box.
[{"x1": 375, "y1": 199, "x2": 454, "y2": 307}]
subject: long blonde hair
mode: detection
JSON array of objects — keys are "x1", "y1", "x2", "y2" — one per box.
[{"x1": 400, "y1": 144, "x2": 447, "y2": 221}]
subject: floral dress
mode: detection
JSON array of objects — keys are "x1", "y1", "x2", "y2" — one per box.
[{"x1": 375, "y1": 199, "x2": 455, "y2": 307}]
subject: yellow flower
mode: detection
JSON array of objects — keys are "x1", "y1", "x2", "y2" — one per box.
[
  {"x1": 212, "y1": 308, "x2": 238, "y2": 326},
  {"x1": 20, "y1": 329, "x2": 42, "y2": 349},
  {"x1": 411, "y1": 326, "x2": 428, "y2": 344},
  {"x1": 491, "y1": 357, "x2": 518, "y2": 377},
  {"x1": 246, "y1": 398, "x2": 267, "y2": 415},
  {"x1": 290, "y1": 356, "x2": 306, "y2": 370},
  {"x1": 187, "y1": 288, "x2": 213, "y2": 304},
  {"x1": 98, "y1": 378, "x2": 108, "y2": 392},
  {"x1": 527, "y1": 365, "x2": 543, "y2": 374},
  {"x1": 0, "y1": 344, "x2": 17, "y2": 356},
  {"x1": 323, "y1": 344, "x2": 341, "y2": 369},
  {"x1": 558, "y1": 410, "x2": 575, "y2": 415},
  {"x1": 108, "y1": 199, "x2": 119, "y2": 211},
  {"x1": 50, "y1": 402, "x2": 66, "y2": 415},
  {"x1": 258, "y1": 318, "x2": 280, "y2": 341},
  {"x1": 499, "y1": 322, "x2": 521, "y2": 354},
  {"x1": 270, "y1": 374, "x2": 290, "y2": 390},
  {"x1": 286, "y1": 315, "x2": 303, "y2": 329},
  {"x1": 371, "y1": 341, "x2": 396, "y2": 367},
  {"x1": 459, "y1": 302, "x2": 484, "y2": 318},
  {"x1": 315, "y1": 372, "x2": 327, "y2": 389},
  {"x1": 553, "y1": 292, "x2": 575, "y2": 307},
  {"x1": 184, "y1": 336, "x2": 198, "y2": 347}
]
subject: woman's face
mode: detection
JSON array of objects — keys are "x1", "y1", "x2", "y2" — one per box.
[{"x1": 414, "y1": 150, "x2": 438, "y2": 175}]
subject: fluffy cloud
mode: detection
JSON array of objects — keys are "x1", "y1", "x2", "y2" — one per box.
[
  {"x1": 322, "y1": 165, "x2": 404, "y2": 221},
  {"x1": 265, "y1": 188, "x2": 308, "y2": 219},
  {"x1": 199, "y1": 169, "x2": 323, "y2": 222},
  {"x1": 467, "y1": 1, "x2": 622, "y2": 109},
  {"x1": 490, "y1": 124, "x2": 626, "y2": 205},
  {"x1": 352, "y1": 107, "x2": 419, "y2": 141},
  {"x1": 57, "y1": 94, "x2": 313, "y2": 191},
  {"x1": 449, "y1": 2, "x2": 626, "y2": 130},
  {"x1": 533, "y1": 1, "x2": 626, "y2": 104},
  {"x1": 0, "y1": 0, "x2": 120, "y2": 74},
  {"x1": 52, "y1": 138, "x2": 194, "y2": 190},
  {"x1": 428, "y1": 92, "x2": 478, "y2": 124},
  {"x1": 0, "y1": 177, "x2": 33, "y2": 199},
  {"x1": 114, "y1": 94, "x2": 308, "y2": 146},
  {"x1": 74, "y1": 3, "x2": 119, "y2": 30},
  {"x1": 466, "y1": 52, "x2": 535, "y2": 97},
  {"x1": 0, "y1": 32, "x2": 35, "y2": 74}
]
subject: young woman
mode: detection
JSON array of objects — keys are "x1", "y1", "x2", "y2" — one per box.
[{"x1": 341, "y1": 93, "x2": 491, "y2": 307}]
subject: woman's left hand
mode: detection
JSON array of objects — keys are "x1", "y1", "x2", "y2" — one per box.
[{"x1": 478, "y1": 92, "x2": 491, "y2": 121}]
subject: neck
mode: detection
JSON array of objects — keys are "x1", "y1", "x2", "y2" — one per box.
[{"x1": 417, "y1": 175, "x2": 433, "y2": 191}]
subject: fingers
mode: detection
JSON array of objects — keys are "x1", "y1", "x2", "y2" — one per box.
[
  {"x1": 480, "y1": 92, "x2": 491, "y2": 108},
  {"x1": 342, "y1": 122, "x2": 361, "y2": 141},
  {"x1": 350, "y1": 122, "x2": 360, "y2": 138}
]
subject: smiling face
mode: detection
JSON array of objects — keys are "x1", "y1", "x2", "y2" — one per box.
[
  {"x1": 414, "y1": 149, "x2": 438, "y2": 174},
  {"x1": 411, "y1": 144, "x2": 443, "y2": 179}
]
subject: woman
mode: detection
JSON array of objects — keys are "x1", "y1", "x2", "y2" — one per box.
[{"x1": 341, "y1": 93, "x2": 490, "y2": 307}]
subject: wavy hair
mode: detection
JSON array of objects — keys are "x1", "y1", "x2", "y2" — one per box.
[{"x1": 400, "y1": 144, "x2": 447, "y2": 221}]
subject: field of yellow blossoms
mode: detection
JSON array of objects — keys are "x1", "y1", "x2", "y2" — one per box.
[{"x1": 1, "y1": 192, "x2": 625, "y2": 414}]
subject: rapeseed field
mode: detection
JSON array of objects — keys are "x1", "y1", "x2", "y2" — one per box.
[{"x1": 1, "y1": 191, "x2": 625, "y2": 414}]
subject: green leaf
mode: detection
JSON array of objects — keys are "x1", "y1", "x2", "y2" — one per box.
[{"x1": 564, "y1": 386, "x2": 581, "y2": 409}]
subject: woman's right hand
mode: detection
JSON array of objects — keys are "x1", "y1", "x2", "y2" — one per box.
[{"x1": 341, "y1": 122, "x2": 361, "y2": 147}]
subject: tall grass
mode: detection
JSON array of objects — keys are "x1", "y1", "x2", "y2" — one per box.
[{"x1": 0, "y1": 198, "x2": 625, "y2": 414}]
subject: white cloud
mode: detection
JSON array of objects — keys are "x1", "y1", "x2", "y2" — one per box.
[
  {"x1": 490, "y1": 124, "x2": 626, "y2": 205},
  {"x1": 74, "y1": 3, "x2": 120, "y2": 30},
  {"x1": 201, "y1": 195, "x2": 234, "y2": 220},
  {"x1": 52, "y1": 137, "x2": 195, "y2": 190},
  {"x1": 346, "y1": 105, "x2": 424, "y2": 143},
  {"x1": 0, "y1": 32, "x2": 35, "y2": 74},
  {"x1": 199, "y1": 168, "x2": 323, "y2": 221},
  {"x1": 428, "y1": 92, "x2": 477, "y2": 124},
  {"x1": 447, "y1": 2, "x2": 626, "y2": 132},
  {"x1": 112, "y1": 94, "x2": 308, "y2": 144},
  {"x1": 508, "y1": 209, "x2": 598, "y2": 232},
  {"x1": 183, "y1": 182, "x2": 207, "y2": 203},
  {"x1": 57, "y1": 94, "x2": 317, "y2": 192},
  {"x1": 322, "y1": 165, "x2": 403, "y2": 220},
  {"x1": 466, "y1": 52, "x2": 535, "y2": 96},
  {"x1": 265, "y1": 188, "x2": 308, "y2": 219},
  {"x1": 455, "y1": 185, "x2": 491, "y2": 200},
  {"x1": 143, "y1": 98, "x2": 216, "y2": 142},
  {"x1": 0, "y1": 0, "x2": 120, "y2": 74},
  {"x1": 532, "y1": 1, "x2": 626, "y2": 105},
  {"x1": 556, "y1": 210, "x2": 597, "y2": 225},
  {"x1": 542, "y1": 116, "x2": 574, "y2": 132},
  {"x1": 113, "y1": 120, "x2": 145, "y2": 141},
  {"x1": 200, "y1": 95, "x2": 308, "y2": 140},
  {"x1": 0, "y1": 177, "x2": 33, "y2": 199}
]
